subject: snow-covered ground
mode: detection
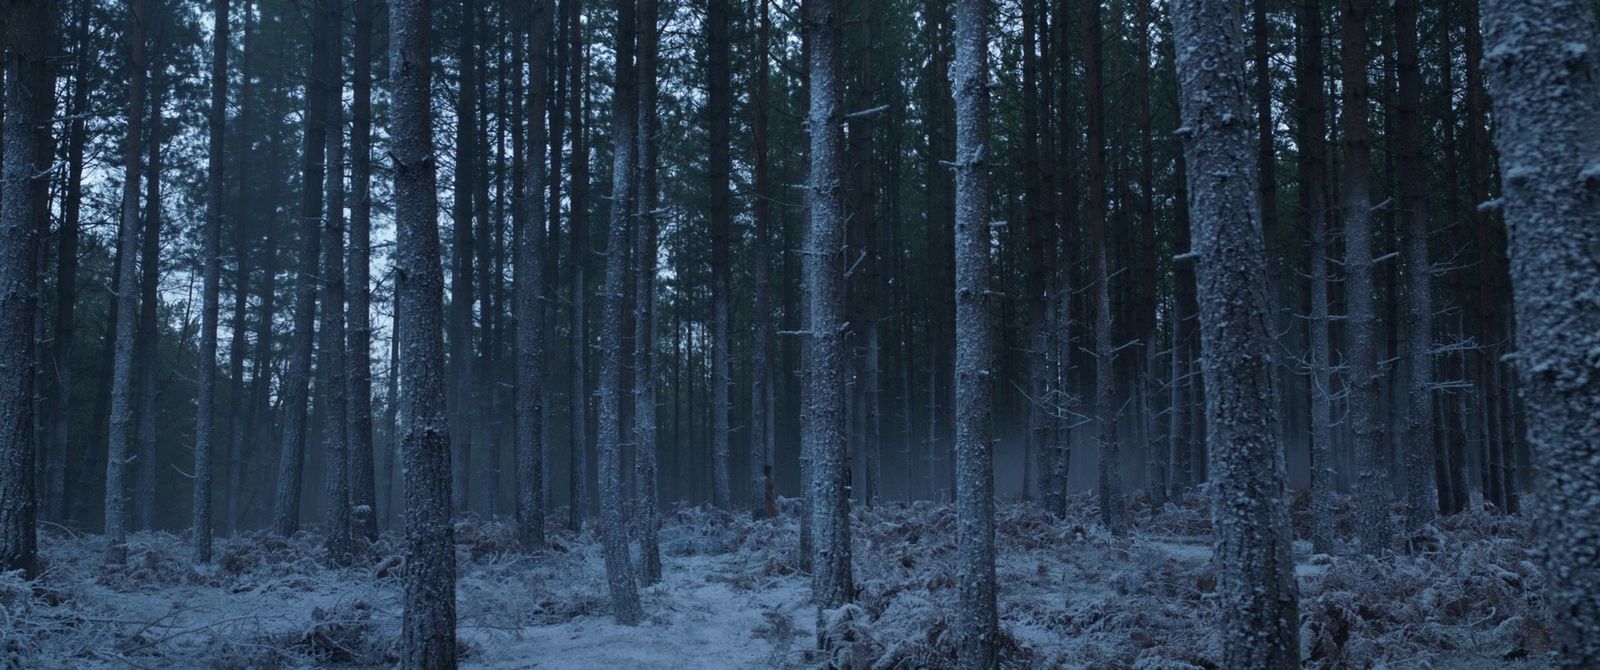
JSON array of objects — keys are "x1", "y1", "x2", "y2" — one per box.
[{"x1": 0, "y1": 495, "x2": 1557, "y2": 668}]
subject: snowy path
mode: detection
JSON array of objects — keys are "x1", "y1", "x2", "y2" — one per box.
[{"x1": 468, "y1": 554, "x2": 814, "y2": 669}]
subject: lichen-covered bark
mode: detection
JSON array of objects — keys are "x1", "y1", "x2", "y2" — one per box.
[
  {"x1": 950, "y1": 0, "x2": 996, "y2": 666},
  {"x1": 106, "y1": 0, "x2": 149, "y2": 563},
  {"x1": 1169, "y1": 0, "x2": 1301, "y2": 667},
  {"x1": 1341, "y1": 0, "x2": 1394, "y2": 555},
  {"x1": 516, "y1": 0, "x2": 553, "y2": 553},
  {"x1": 1479, "y1": 0, "x2": 1600, "y2": 663},
  {"x1": 193, "y1": 0, "x2": 229, "y2": 564},
  {"x1": 804, "y1": 0, "x2": 854, "y2": 611},
  {"x1": 597, "y1": 0, "x2": 643, "y2": 625},
  {"x1": 0, "y1": 0, "x2": 51, "y2": 575},
  {"x1": 390, "y1": 0, "x2": 457, "y2": 663}
]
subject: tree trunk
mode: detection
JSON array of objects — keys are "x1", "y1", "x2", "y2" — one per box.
[
  {"x1": 320, "y1": 0, "x2": 351, "y2": 563},
  {"x1": 567, "y1": 0, "x2": 590, "y2": 530},
  {"x1": 598, "y1": 0, "x2": 643, "y2": 626},
  {"x1": 706, "y1": 0, "x2": 733, "y2": 510},
  {"x1": 951, "y1": 0, "x2": 996, "y2": 664},
  {"x1": 275, "y1": 0, "x2": 331, "y2": 536},
  {"x1": 192, "y1": 0, "x2": 229, "y2": 563},
  {"x1": 633, "y1": 0, "x2": 663, "y2": 585},
  {"x1": 449, "y1": 0, "x2": 478, "y2": 516},
  {"x1": 1082, "y1": 0, "x2": 1123, "y2": 536},
  {"x1": 1341, "y1": 0, "x2": 1393, "y2": 554},
  {"x1": 0, "y1": 0, "x2": 51, "y2": 574},
  {"x1": 516, "y1": 0, "x2": 552, "y2": 552},
  {"x1": 390, "y1": 0, "x2": 457, "y2": 661},
  {"x1": 1392, "y1": 0, "x2": 1435, "y2": 535},
  {"x1": 749, "y1": 0, "x2": 774, "y2": 519},
  {"x1": 1170, "y1": 1, "x2": 1301, "y2": 665},
  {"x1": 106, "y1": 0, "x2": 150, "y2": 561},
  {"x1": 47, "y1": 0, "x2": 91, "y2": 525},
  {"x1": 1295, "y1": 0, "x2": 1336, "y2": 552},
  {"x1": 347, "y1": 0, "x2": 378, "y2": 542},
  {"x1": 135, "y1": 67, "x2": 164, "y2": 532},
  {"x1": 804, "y1": 0, "x2": 854, "y2": 612},
  {"x1": 1480, "y1": 1, "x2": 1600, "y2": 662}
]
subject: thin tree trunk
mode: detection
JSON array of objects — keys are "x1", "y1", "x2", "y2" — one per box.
[
  {"x1": 47, "y1": 0, "x2": 91, "y2": 525},
  {"x1": 1342, "y1": 0, "x2": 1392, "y2": 554},
  {"x1": 597, "y1": 0, "x2": 643, "y2": 626},
  {"x1": 275, "y1": 0, "x2": 331, "y2": 536},
  {"x1": 1393, "y1": 0, "x2": 1435, "y2": 535},
  {"x1": 320, "y1": 0, "x2": 351, "y2": 563},
  {"x1": 567, "y1": 0, "x2": 590, "y2": 530},
  {"x1": 347, "y1": 0, "x2": 378, "y2": 542},
  {"x1": 749, "y1": 0, "x2": 774, "y2": 519},
  {"x1": 951, "y1": 0, "x2": 996, "y2": 664},
  {"x1": 804, "y1": 0, "x2": 854, "y2": 613},
  {"x1": 0, "y1": 0, "x2": 51, "y2": 574},
  {"x1": 1296, "y1": 0, "x2": 1336, "y2": 552},
  {"x1": 449, "y1": 0, "x2": 478, "y2": 516},
  {"x1": 633, "y1": 0, "x2": 663, "y2": 585},
  {"x1": 192, "y1": 0, "x2": 229, "y2": 563},
  {"x1": 390, "y1": 0, "x2": 457, "y2": 662},
  {"x1": 706, "y1": 0, "x2": 733, "y2": 510},
  {"x1": 517, "y1": 0, "x2": 553, "y2": 551},
  {"x1": 1170, "y1": 1, "x2": 1301, "y2": 665},
  {"x1": 135, "y1": 66, "x2": 164, "y2": 532},
  {"x1": 106, "y1": 0, "x2": 150, "y2": 561},
  {"x1": 1082, "y1": 0, "x2": 1123, "y2": 536}
]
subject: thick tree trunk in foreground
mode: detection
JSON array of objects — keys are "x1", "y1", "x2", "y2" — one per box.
[
  {"x1": 390, "y1": 0, "x2": 457, "y2": 663},
  {"x1": 0, "y1": 0, "x2": 52, "y2": 575},
  {"x1": 1479, "y1": 0, "x2": 1600, "y2": 663},
  {"x1": 107, "y1": 0, "x2": 150, "y2": 562},
  {"x1": 193, "y1": 0, "x2": 229, "y2": 563},
  {"x1": 1170, "y1": 0, "x2": 1301, "y2": 666},
  {"x1": 951, "y1": 0, "x2": 997, "y2": 666},
  {"x1": 597, "y1": 0, "x2": 643, "y2": 626},
  {"x1": 516, "y1": 0, "x2": 553, "y2": 552},
  {"x1": 804, "y1": 0, "x2": 854, "y2": 612}
]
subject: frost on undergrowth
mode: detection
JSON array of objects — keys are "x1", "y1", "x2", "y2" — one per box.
[{"x1": 0, "y1": 496, "x2": 1557, "y2": 668}]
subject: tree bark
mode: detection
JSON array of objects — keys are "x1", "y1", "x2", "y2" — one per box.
[
  {"x1": 1295, "y1": 0, "x2": 1336, "y2": 552},
  {"x1": 749, "y1": 0, "x2": 774, "y2": 519},
  {"x1": 1393, "y1": 0, "x2": 1436, "y2": 535},
  {"x1": 106, "y1": 0, "x2": 150, "y2": 561},
  {"x1": 516, "y1": 0, "x2": 552, "y2": 551},
  {"x1": 390, "y1": 0, "x2": 457, "y2": 662},
  {"x1": 633, "y1": 0, "x2": 662, "y2": 585},
  {"x1": 346, "y1": 0, "x2": 378, "y2": 542},
  {"x1": 449, "y1": 0, "x2": 478, "y2": 516},
  {"x1": 0, "y1": 0, "x2": 52, "y2": 574},
  {"x1": 1479, "y1": 0, "x2": 1600, "y2": 662},
  {"x1": 275, "y1": 0, "x2": 331, "y2": 536},
  {"x1": 135, "y1": 65, "x2": 164, "y2": 532},
  {"x1": 804, "y1": 0, "x2": 854, "y2": 612},
  {"x1": 192, "y1": 0, "x2": 229, "y2": 563},
  {"x1": 1082, "y1": 0, "x2": 1123, "y2": 536},
  {"x1": 320, "y1": 0, "x2": 351, "y2": 563},
  {"x1": 566, "y1": 0, "x2": 590, "y2": 530},
  {"x1": 706, "y1": 0, "x2": 733, "y2": 510},
  {"x1": 951, "y1": 0, "x2": 996, "y2": 664},
  {"x1": 1170, "y1": 1, "x2": 1301, "y2": 665}
]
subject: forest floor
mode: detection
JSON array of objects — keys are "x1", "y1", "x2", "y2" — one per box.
[{"x1": 0, "y1": 493, "x2": 1558, "y2": 668}]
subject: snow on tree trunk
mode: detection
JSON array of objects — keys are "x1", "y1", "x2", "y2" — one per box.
[
  {"x1": 1340, "y1": 0, "x2": 1393, "y2": 555},
  {"x1": 347, "y1": 0, "x2": 379, "y2": 543},
  {"x1": 804, "y1": 0, "x2": 854, "y2": 612},
  {"x1": 192, "y1": 0, "x2": 229, "y2": 564},
  {"x1": 634, "y1": 0, "x2": 663, "y2": 586},
  {"x1": 517, "y1": 0, "x2": 554, "y2": 552},
  {"x1": 0, "y1": 0, "x2": 51, "y2": 575},
  {"x1": 1169, "y1": 0, "x2": 1301, "y2": 666},
  {"x1": 275, "y1": 0, "x2": 331, "y2": 537},
  {"x1": 1479, "y1": 0, "x2": 1600, "y2": 663},
  {"x1": 320, "y1": 0, "x2": 351, "y2": 565},
  {"x1": 390, "y1": 0, "x2": 457, "y2": 662},
  {"x1": 951, "y1": 0, "x2": 998, "y2": 665},
  {"x1": 106, "y1": 0, "x2": 150, "y2": 563},
  {"x1": 597, "y1": 0, "x2": 644, "y2": 626}
]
